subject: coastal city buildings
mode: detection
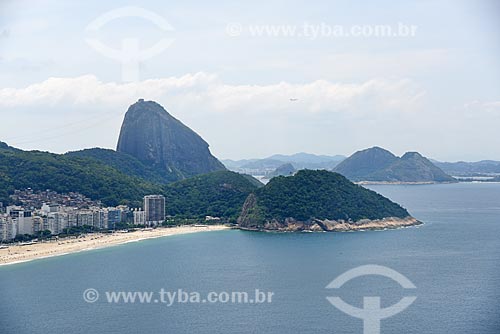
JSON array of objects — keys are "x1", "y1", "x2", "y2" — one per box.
[
  {"x1": 133, "y1": 209, "x2": 146, "y2": 225},
  {"x1": 144, "y1": 195, "x2": 166, "y2": 226},
  {"x1": 0, "y1": 206, "x2": 128, "y2": 241},
  {"x1": 0, "y1": 190, "x2": 168, "y2": 242},
  {"x1": 0, "y1": 215, "x2": 17, "y2": 241}
]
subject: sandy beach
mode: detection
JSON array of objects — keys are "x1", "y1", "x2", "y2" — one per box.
[{"x1": 0, "y1": 225, "x2": 230, "y2": 266}]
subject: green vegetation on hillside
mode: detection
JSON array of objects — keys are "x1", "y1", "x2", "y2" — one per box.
[
  {"x1": 0, "y1": 144, "x2": 161, "y2": 207},
  {"x1": 66, "y1": 148, "x2": 180, "y2": 183},
  {"x1": 0, "y1": 143, "x2": 262, "y2": 219},
  {"x1": 239, "y1": 170, "x2": 409, "y2": 227},
  {"x1": 164, "y1": 171, "x2": 261, "y2": 221}
]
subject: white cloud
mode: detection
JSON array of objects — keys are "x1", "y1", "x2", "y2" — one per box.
[
  {"x1": 0, "y1": 73, "x2": 424, "y2": 116},
  {"x1": 462, "y1": 100, "x2": 500, "y2": 118}
]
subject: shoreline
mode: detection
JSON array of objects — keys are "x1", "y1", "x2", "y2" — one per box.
[
  {"x1": 356, "y1": 181, "x2": 456, "y2": 185},
  {"x1": 238, "y1": 216, "x2": 422, "y2": 233},
  {"x1": 0, "y1": 218, "x2": 423, "y2": 266},
  {"x1": 0, "y1": 225, "x2": 230, "y2": 267}
]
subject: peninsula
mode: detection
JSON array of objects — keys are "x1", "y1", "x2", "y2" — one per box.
[{"x1": 237, "y1": 170, "x2": 421, "y2": 232}]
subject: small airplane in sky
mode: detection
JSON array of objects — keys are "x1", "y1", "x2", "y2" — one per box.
[{"x1": 289, "y1": 98, "x2": 298, "y2": 102}]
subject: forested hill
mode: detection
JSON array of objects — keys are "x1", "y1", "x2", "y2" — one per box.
[
  {"x1": 164, "y1": 170, "x2": 262, "y2": 220},
  {"x1": 0, "y1": 143, "x2": 161, "y2": 207},
  {"x1": 237, "y1": 170, "x2": 410, "y2": 229}
]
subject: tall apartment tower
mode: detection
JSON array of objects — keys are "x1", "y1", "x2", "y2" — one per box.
[{"x1": 143, "y1": 195, "x2": 166, "y2": 226}]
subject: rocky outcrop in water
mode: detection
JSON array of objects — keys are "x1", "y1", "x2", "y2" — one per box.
[
  {"x1": 237, "y1": 170, "x2": 419, "y2": 232},
  {"x1": 239, "y1": 216, "x2": 421, "y2": 232}
]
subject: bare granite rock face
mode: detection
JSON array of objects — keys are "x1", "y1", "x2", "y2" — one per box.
[
  {"x1": 117, "y1": 99, "x2": 226, "y2": 180},
  {"x1": 240, "y1": 216, "x2": 421, "y2": 232},
  {"x1": 317, "y1": 216, "x2": 421, "y2": 231}
]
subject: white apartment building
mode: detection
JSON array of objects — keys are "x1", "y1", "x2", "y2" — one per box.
[
  {"x1": 48, "y1": 212, "x2": 70, "y2": 235},
  {"x1": 16, "y1": 215, "x2": 34, "y2": 235},
  {"x1": 0, "y1": 215, "x2": 17, "y2": 241},
  {"x1": 133, "y1": 209, "x2": 146, "y2": 225},
  {"x1": 77, "y1": 211, "x2": 94, "y2": 227}
]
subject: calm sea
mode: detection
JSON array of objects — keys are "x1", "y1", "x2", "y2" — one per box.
[{"x1": 1, "y1": 183, "x2": 499, "y2": 333}]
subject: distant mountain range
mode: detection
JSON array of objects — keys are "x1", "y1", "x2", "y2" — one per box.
[
  {"x1": 222, "y1": 153, "x2": 345, "y2": 176},
  {"x1": 334, "y1": 147, "x2": 456, "y2": 183},
  {"x1": 225, "y1": 147, "x2": 466, "y2": 183},
  {"x1": 431, "y1": 160, "x2": 500, "y2": 177}
]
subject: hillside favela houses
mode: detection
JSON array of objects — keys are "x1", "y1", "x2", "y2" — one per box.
[{"x1": 0, "y1": 189, "x2": 167, "y2": 242}]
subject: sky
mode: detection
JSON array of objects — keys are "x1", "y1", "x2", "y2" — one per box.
[{"x1": 0, "y1": 0, "x2": 499, "y2": 161}]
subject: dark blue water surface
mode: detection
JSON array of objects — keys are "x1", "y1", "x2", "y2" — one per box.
[{"x1": 1, "y1": 183, "x2": 499, "y2": 333}]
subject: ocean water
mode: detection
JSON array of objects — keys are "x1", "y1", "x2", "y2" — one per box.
[{"x1": 1, "y1": 183, "x2": 499, "y2": 333}]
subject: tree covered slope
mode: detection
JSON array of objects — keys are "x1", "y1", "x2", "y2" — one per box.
[
  {"x1": 164, "y1": 171, "x2": 262, "y2": 220},
  {"x1": 0, "y1": 143, "x2": 161, "y2": 207},
  {"x1": 238, "y1": 170, "x2": 410, "y2": 229}
]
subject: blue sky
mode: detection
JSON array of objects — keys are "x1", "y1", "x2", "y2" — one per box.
[{"x1": 0, "y1": 0, "x2": 499, "y2": 160}]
